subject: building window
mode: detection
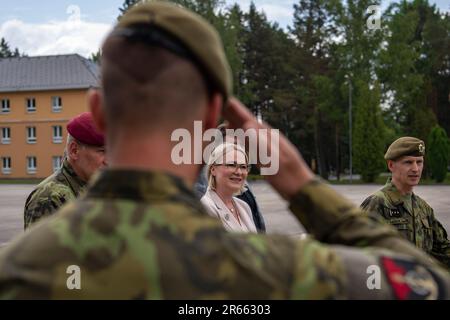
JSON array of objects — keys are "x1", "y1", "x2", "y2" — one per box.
[
  {"x1": 52, "y1": 125, "x2": 63, "y2": 143},
  {"x1": 27, "y1": 156, "x2": 37, "y2": 174},
  {"x1": 1, "y1": 127, "x2": 10, "y2": 144},
  {"x1": 27, "y1": 126, "x2": 36, "y2": 144},
  {"x1": 1, "y1": 99, "x2": 10, "y2": 113},
  {"x1": 2, "y1": 157, "x2": 11, "y2": 174},
  {"x1": 52, "y1": 156, "x2": 63, "y2": 172},
  {"x1": 26, "y1": 98, "x2": 36, "y2": 112},
  {"x1": 52, "y1": 96, "x2": 62, "y2": 112}
]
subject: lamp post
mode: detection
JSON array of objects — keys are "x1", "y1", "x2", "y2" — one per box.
[{"x1": 348, "y1": 76, "x2": 353, "y2": 183}]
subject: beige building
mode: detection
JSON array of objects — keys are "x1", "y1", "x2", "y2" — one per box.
[{"x1": 0, "y1": 54, "x2": 99, "y2": 179}]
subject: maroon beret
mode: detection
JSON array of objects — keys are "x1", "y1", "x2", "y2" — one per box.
[{"x1": 67, "y1": 112, "x2": 105, "y2": 147}]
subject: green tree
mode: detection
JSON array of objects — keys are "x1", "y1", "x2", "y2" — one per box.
[
  {"x1": 352, "y1": 80, "x2": 386, "y2": 182},
  {"x1": 327, "y1": 0, "x2": 387, "y2": 181},
  {"x1": 0, "y1": 38, "x2": 22, "y2": 58},
  {"x1": 89, "y1": 50, "x2": 101, "y2": 64},
  {"x1": 427, "y1": 125, "x2": 450, "y2": 182},
  {"x1": 289, "y1": 0, "x2": 339, "y2": 177},
  {"x1": 379, "y1": 0, "x2": 448, "y2": 139},
  {"x1": 240, "y1": 3, "x2": 296, "y2": 123}
]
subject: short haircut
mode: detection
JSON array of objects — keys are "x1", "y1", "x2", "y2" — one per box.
[{"x1": 101, "y1": 26, "x2": 213, "y2": 139}]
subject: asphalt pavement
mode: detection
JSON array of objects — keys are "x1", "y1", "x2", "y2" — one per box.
[{"x1": 0, "y1": 182, "x2": 449, "y2": 246}]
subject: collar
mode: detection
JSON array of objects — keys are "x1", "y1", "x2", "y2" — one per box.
[
  {"x1": 382, "y1": 177, "x2": 415, "y2": 206},
  {"x1": 61, "y1": 159, "x2": 87, "y2": 194},
  {"x1": 205, "y1": 188, "x2": 240, "y2": 230},
  {"x1": 86, "y1": 169, "x2": 200, "y2": 207}
]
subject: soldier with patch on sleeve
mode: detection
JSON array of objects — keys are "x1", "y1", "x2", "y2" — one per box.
[
  {"x1": 1, "y1": 2, "x2": 450, "y2": 300},
  {"x1": 361, "y1": 137, "x2": 450, "y2": 269}
]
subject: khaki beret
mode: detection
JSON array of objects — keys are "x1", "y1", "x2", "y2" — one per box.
[
  {"x1": 113, "y1": 1, "x2": 232, "y2": 99},
  {"x1": 384, "y1": 137, "x2": 425, "y2": 160}
]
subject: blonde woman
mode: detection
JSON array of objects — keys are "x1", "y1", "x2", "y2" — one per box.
[{"x1": 201, "y1": 143, "x2": 257, "y2": 233}]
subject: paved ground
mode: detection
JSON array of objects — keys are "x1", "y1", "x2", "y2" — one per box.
[
  {"x1": 1, "y1": 182, "x2": 449, "y2": 246},
  {"x1": 255, "y1": 182, "x2": 450, "y2": 238}
]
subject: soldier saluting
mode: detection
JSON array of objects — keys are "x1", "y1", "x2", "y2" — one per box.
[
  {"x1": 0, "y1": 2, "x2": 449, "y2": 299},
  {"x1": 361, "y1": 137, "x2": 450, "y2": 268}
]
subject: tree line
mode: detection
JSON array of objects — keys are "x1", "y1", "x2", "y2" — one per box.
[
  {"x1": 122, "y1": 0, "x2": 449, "y2": 182},
  {"x1": 3, "y1": 0, "x2": 449, "y2": 182}
]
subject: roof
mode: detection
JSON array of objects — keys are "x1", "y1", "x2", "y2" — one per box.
[{"x1": 0, "y1": 54, "x2": 99, "y2": 93}]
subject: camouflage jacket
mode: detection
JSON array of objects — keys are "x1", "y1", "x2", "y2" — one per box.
[
  {"x1": 361, "y1": 180, "x2": 450, "y2": 269},
  {"x1": 1, "y1": 170, "x2": 450, "y2": 299},
  {"x1": 24, "y1": 159, "x2": 86, "y2": 229}
]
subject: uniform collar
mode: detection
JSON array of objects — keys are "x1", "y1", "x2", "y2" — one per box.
[
  {"x1": 382, "y1": 177, "x2": 415, "y2": 206},
  {"x1": 86, "y1": 169, "x2": 199, "y2": 205},
  {"x1": 61, "y1": 159, "x2": 87, "y2": 194}
]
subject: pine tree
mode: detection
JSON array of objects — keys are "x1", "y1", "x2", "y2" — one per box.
[
  {"x1": 427, "y1": 125, "x2": 450, "y2": 182},
  {"x1": 89, "y1": 50, "x2": 101, "y2": 64},
  {"x1": 353, "y1": 80, "x2": 386, "y2": 182},
  {"x1": 379, "y1": 0, "x2": 448, "y2": 139},
  {"x1": 289, "y1": 0, "x2": 340, "y2": 177},
  {"x1": 0, "y1": 38, "x2": 22, "y2": 58}
]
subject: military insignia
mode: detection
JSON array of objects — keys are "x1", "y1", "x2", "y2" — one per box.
[
  {"x1": 381, "y1": 257, "x2": 442, "y2": 300},
  {"x1": 389, "y1": 208, "x2": 401, "y2": 217},
  {"x1": 418, "y1": 143, "x2": 425, "y2": 154},
  {"x1": 383, "y1": 206, "x2": 402, "y2": 218}
]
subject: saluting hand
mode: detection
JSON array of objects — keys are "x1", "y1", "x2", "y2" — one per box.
[{"x1": 223, "y1": 97, "x2": 315, "y2": 200}]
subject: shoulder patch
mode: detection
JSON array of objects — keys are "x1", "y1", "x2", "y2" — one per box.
[
  {"x1": 381, "y1": 256, "x2": 443, "y2": 300},
  {"x1": 360, "y1": 195, "x2": 376, "y2": 209}
]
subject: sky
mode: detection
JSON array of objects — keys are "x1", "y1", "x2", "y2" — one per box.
[{"x1": 0, "y1": 0, "x2": 449, "y2": 58}]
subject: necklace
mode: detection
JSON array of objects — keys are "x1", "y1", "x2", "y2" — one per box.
[
  {"x1": 228, "y1": 200, "x2": 242, "y2": 226},
  {"x1": 216, "y1": 191, "x2": 242, "y2": 226}
]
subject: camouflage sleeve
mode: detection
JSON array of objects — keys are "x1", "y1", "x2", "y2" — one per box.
[
  {"x1": 430, "y1": 211, "x2": 450, "y2": 269},
  {"x1": 360, "y1": 194, "x2": 386, "y2": 221},
  {"x1": 24, "y1": 185, "x2": 74, "y2": 229},
  {"x1": 287, "y1": 180, "x2": 450, "y2": 299}
]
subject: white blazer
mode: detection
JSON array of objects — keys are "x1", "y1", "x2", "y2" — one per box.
[{"x1": 201, "y1": 189, "x2": 257, "y2": 233}]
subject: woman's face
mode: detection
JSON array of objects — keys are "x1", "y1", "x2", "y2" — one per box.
[{"x1": 211, "y1": 149, "x2": 248, "y2": 194}]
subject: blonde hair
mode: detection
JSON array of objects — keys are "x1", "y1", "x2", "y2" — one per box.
[{"x1": 206, "y1": 143, "x2": 249, "y2": 193}]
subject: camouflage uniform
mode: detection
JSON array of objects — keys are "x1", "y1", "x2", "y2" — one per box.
[
  {"x1": 24, "y1": 159, "x2": 86, "y2": 229},
  {"x1": 361, "y1": 179, "x2": 450, "y2": 269},
  {"x1": 1, "y1": 170, "x2": 449, "y2": 299}
]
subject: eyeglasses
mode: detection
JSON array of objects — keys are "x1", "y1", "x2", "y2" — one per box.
[{"x1": 217, "y1": 163, "x2": 250, "y2": 172}]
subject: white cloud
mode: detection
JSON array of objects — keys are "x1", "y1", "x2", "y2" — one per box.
[
  {"x1": 224, "y1": 0, "x2": 294, "y2": 29},
  {"x1": 0, "y1": 18, "x2": 112, "y2": 58},
  {"x1": 260, "y1": 4, "x2": 293, "y2": 25}
]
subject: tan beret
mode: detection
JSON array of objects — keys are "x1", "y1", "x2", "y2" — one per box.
[
  {"x1": 113, "y1": 1, "x2": 232, "y2": 99},
  {"x1": 384, "y1": 137, "x2": 425, "y2": 160}
]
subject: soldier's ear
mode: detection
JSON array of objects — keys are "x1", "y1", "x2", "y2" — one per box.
[
  {"x1": 88, "y1": 89, "x2": 106, "y2": 134},
  {"x1": 68, "y1": 139, "x2": 80, "y2": 160},
  {"x1": 204, "y1": 93, "x2": 223, "y2": 131},
  {"x1": 387, "y1": 160, "x2": 394, "y2": 172}
]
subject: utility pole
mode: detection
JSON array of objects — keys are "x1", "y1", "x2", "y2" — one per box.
[{"x1": 349, "y1": 79, "x2": 353, "y2": 183}]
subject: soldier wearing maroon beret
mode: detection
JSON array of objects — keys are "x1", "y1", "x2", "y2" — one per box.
[{"x1": 24, "y1": 112, "x2": 106, "y2": 229}]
